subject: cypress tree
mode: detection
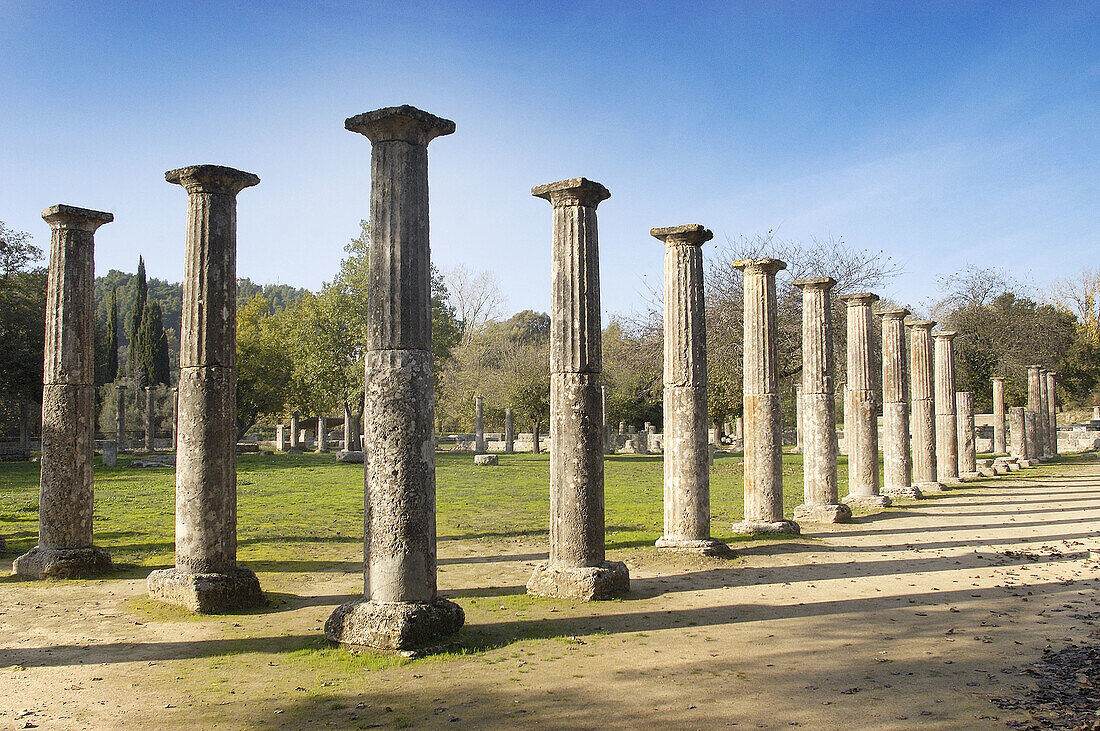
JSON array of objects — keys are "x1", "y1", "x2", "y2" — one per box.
[
  {"x1": 128, "y1": 256, "x2": 147, "y2": 373},
  {"x1": 105, "y1": 287, "x2": 119, "y2": 382},
  {"x1": 133, "y1": 303, "x2": 153, "y2": 389},
  {"x1": 148, "y1": 302, "x2": 171, "y2": 386}
]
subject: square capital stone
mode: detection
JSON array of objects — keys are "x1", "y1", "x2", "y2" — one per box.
[
  {"x1": 532, "y1": 177, "x2": 610, "y2": 208},
  {"x1": 876, "y1": 306, "x2": 910, "y2": 320},
  {"x1": 838, "y1": 292, "x2": 879, "y2": 306},
  {"x1": 41, "y1": 205, "x2": 113, "y2": 232},
  {"x1": 792, "y1": 276, "x2": 836, "y2": 290},
  {"x1": 905, "y1": 318, "x2": 936, "y2": 330},
  {"x1": 932, "y1": 329, "x2": 958, "y2": 340},
  {"x1": 345, "y1": 105, "x2": 456, "y2": 146},
  {"x1": 732, "y1": 257, "x2": 786, "y2": 275},
  {"x1": 651, "y1": 224, "x2": 712, "y2": 246},
  {"x1": 166, "y1": 165, "x2": 260, "y2": 196}
]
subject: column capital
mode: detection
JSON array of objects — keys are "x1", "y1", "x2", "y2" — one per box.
[
  {"x1": 166, "y1": 165, "x2": 260, "y2": 195},
  {"x1": 793, "y1": 276, "x2": 836, "y2": 290},
  {"x1": 345, "y1": 105, "x2": 456, "y2": 145},
  {"x1": 650, "y1": 224, "x2": 712, "y2": 246},
  {"x1": 992, "y1": 375, "x2": 1006, "y2": 382},
  {"x1": 1026, "y1": 364, "x2": 1042, "y2": 370},
  {"x1": 877, "y1": 307, "x2": 910, "y2": 320},
  {"x1": 932, "y1": 330, "x2": 958, "y2": 341},
  {"x1": 732, "y1": 257, "x2": 786, "y2": 275},
  {"x1": 1047, "y1": 370, "x2": 1058, "y2": 377},
  {"x1": 41, "y1": 204, "x2": 113, "y2": 232},
  {"x1": 905, "y1": 318, "x2": 935, "y2": 330},
  {"x1": 532, "y1": 177, "x2": 610, "y2": 208},
  {"x1": 839, "y1": 292, "x2": 879, "y2": 307}
]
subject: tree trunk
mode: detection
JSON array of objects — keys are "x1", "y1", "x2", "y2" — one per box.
[{"x1": 532, "y1": 419, "x2": 541, "y2": 454}]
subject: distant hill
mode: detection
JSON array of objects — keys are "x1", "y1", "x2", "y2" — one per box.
[{"x1": 94, "y1": 270, "x2": 310, "y2": 376}]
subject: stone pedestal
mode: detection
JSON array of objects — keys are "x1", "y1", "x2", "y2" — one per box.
[
  {"x1": 653, "y1": 225, "x2": 729, "y2": 554},
  {"x1": 908, "y1": 320, "x2": 942, "y2": 493},
  {"x1": 933, "y1": 330, "x2": 961, "y2": 484},
  {"x1": 792, "y1": 277, "x2": 851, "y2": 523},
  {"x1": 1009, "y1": 406, "x2": 1027, "y2": 459},
  {"x1": 992, "y1": 377, "x2": 1007, "y2": 455},
  {"x1": 324, "y1": 106, "x2": 464, "y2": 648},
  {"x1": 144, "y1": 386, "x2": 155, "y2": 451},
  {"x1": 275, "y1": 424, "x2": 286, "y2": 452},
  {"x1": 526, "y1": 177, "x2": 629, "y2": 599},
  {"x1": 840, "y1": 293, "x2": 890, "y2": 509},
  {"x1": 147, "y1": 164, "x2": 262, "y2": 613},
  {"x1": 474, "y1": 395, "x2": 486, "y2": 453},
  {"x1": 879, "y1": 308, "x2": 920, "y2": 499},
  {"x1": 103, "y1": 440, "x2": 118, "y2": 468},
  {"x1": 14, "y1": 205, "x2": 114, "y2": 579},
  {"x1": 956, "y1": 391, "x2": 979, "y2": 479},
  {"x1": 504, "y1": 407, "x2": 515, "y2": 454},
  {"x1": 288, "y1": 411, "x2": 302, "y2": 454},
  {"x1": 732, "y1": 259, "x2": 799, "y2": 535}
]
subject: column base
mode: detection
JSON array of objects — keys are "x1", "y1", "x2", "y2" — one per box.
[
  {"x1": 325, "y1": 597, "x2": 464, "y2": 651},
  {"x1": 939, "y1": 476, "x2": 963, "y2": 485},
  {"x1": 793, "y1": 502, "x2": 853, "y2": 523},
  {"x1": 730, "y1": 520, "x2": 801, "y2": 536},
  {"x1": 882, "y1": 485, "x2": 924, "y2": 499},
  {"x1": 976, "y1": 467, "x2": 997, "y2": 478},
  {"x1": 915, "y1": 481, "x2": 945, "y2": 493},
  {"x1": 146, "y1": 566, "x2": 263, "y2": 614},
  {"x1": 13, "y1": 546, "x2": 113, "y2": 579},
  {"x1": 843, "y1": 494, "x2": 892, "y2": 509},
  {"x1": 655, "y1": 536, "x2": 732, "y2": 556},
  {"x1": 526, "y1": 560, "x2": 630, "y2": 601},
  {"x1": 1017, "y1": 459, "x2": 1036, "y2": 468},
  {"x1": 959, "y1": 471, "x2": 982, "y2": 480}
]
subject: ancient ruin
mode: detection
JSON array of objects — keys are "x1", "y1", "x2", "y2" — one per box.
[
  {"x1": 992, "y1": 376, "x2": 1007, "y2": 454},
  {"x1": 956, "y1": 391, "x2": 979, "y2": 479},
  {"x1": 908, "y1": 320, "x2": 942, "y2": 493},
  {"x1": 841, "y1": 293, "x2": 890, "y2": 508},
  {"x1": 933, "y1": 330, "x2": 961, "y2": 484},
  {"x1": 879, "y1": 308, "x2": 919, "y2": 498},
  {"x1": 1046, "y1": 370, "x2": 1058, "y2": 457}
]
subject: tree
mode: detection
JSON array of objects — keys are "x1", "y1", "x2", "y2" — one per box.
[
  {"x1": 1050, "y1": 267, "x2": 1100, "y2": 346},
  {"x1": 445, "y1": 263, "x2": 506, "y2": 333},
  {"x1": 236, "y1": 294, "x2": 293, "y2": 439},
  {"x1": 105, "y1": 287, "x2": 119, "y2": 382},
  {"x1": 148, "y1": 302, "x2": 171, "y2": 386},
  {"x1": 0, "y1": 221, "x2": 46, "y2": 438},
  {"x1": 127, "y1": 256, "x2": 148, "y2": 374}
]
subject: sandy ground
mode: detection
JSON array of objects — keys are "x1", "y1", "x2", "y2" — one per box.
[{"x1": 2, "y1": 456, "x2": 1099, "y2": 730}]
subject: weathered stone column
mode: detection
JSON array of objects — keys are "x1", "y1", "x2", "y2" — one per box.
[
  {"x1": 288, "y1": 411, "x2": 301, "y2": 454},
  {"x1": 324, "y1": 106, "x2": 464, "y2": 648},
  {"x1": 1046, "y1": 371, "x2": 1058, "y2": 457},
  {"x1": 879, "y1": 308, "x2": 919, "y2": 498},
  {"x1": 171, "y1": 386, "x2": 179, "y2": 451},
  {"x1": 275, "y1": 424, "x2": 286, "y2": 452},
  {"x1": 116, "y1": 383, "x2": 127, "y2": 453},
  {"x1": 13, "y1": 205, "x2": 114, "y2": 579},
  {"x1": 317, "y1": 415, "x2": 328, "y2": 452},
  {"x1": 792, "y1": 277, "x2": 851, "y2": 523},
  {"x1": 504, "y1": 407, "x2": 515, "y2": 454},
  {"x1": 933, "y1": 330, "x2": 961, "y2": 484},
  {"x1": 1026, "y1": 365, "x2": 1045, "y2": 460},
  {"x1": 147, "y1": 165, "x2": 262, "y2": 612},
  {"x1": 652, "y1": 225, "x2": 728, "y2": 554},
  {"x1": 1024, "y1": 409, "x2": 1039, "y2": 462},
  {"x1": 732, "y1": 259, "x2": 799, "y2": 535},
  {"x1": 735, "y1": 416, "x2": 743, "y2": 441},
  {"x1": 526, "y1": 177, "x2": 630, "y2": 600},
  {"x1": 908, "y1": 320, "x2": 942, "y2": 492},
  {"x1": 1038, "y1": 368, "x2": 1050, "y2": 459},
  {"x1": 794, "y1": 386, "x2": 803, "y2": 454},
  {"x1": 1009, "y1": 406, "x2": 1027, "y2": 458},
  {"x1": 956, "y1": 391, "x2": 979, "y2": 478},
  {"x1": 841, "y1": 293, "x2": 890, "y2": 509},
  {"x1": 474, "y1": 395, "x2": 486, "y2": 454},
  {"x1": 992, "y1": 377, "x2": 1007, "y2": 454},
  {"x1": 144, "y1": 386, "x2": 155, "y2": 451},
  {"x1": 342, "y1": 404, "x2": 353, "y2": 450}
]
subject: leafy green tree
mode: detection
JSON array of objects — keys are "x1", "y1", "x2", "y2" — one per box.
[
  {"x1": 0, "y1": 221, "x2": 46, "y2": 436},
  {"x1": 237, "y1": 294, "x2": 292, "y2": 439}
]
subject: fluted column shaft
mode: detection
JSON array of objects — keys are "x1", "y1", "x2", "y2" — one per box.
[
  {"x1": 290, "y1": 412, "x2": 300, "y2": 449},
  {"x1": 1046, "y1": 371, "x2": 1058, "y2": 457},
  {"x1": 795, "y1": 278, "x2": 839, "y2": 505},
  {"x1": 474, "y1": 396, "x2": 486, "y2": 453},
  {"x1": 956, "y1": 391, "x2": 977, "y2": 476},
  {"x1": 909, "y1": 321, "x2": 939, "y2": 489},
  {"x1": 840, "y1": 293, "x2": 882, "y2": 501},
  {"x1": 1027, "y1": 365, "x2": 1044, "y2": 459},
  {"x1": 933, "y1": 331, "x2": 960, "y2": 482},
  {"x1": 654, "y1": 225, "x2": 722, "y2": 550},
  {"x1": 504, "y1": 407, "x2": 515, "y2": 453},
  {"x1": 992, "y1": 377, "x2": 1007, "y2": 454},
  {"x1": 1009, "y1": 406, "x2": 1027, "y2": 458},
  {"x1": 1038, "y1": 368, "x2": 1050, "y2": 458},
  {"x1": 880, "y1": 309, "x2": 914, "y2": 496}
]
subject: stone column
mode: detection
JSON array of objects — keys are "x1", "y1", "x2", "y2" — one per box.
[
  {"x1": 1046, "y1": 371, "x2": 1058, "y2": 457},
  {"x1": 13, "y1": 205, "x2": 114, "y2": 579},
  {"x1": 652, "y1": 225, "x2": 728, "y2": 554},
  {"x1": 879, "y1": 308, "x2": 919, "y2": 498},
  {"x1": 116, "y1": 383, "x2": 127, "y2": 453},
  {"x1": 1024, "y1": 409, "x2": 1039, "y2": 462},
  {"x1": 526, "y1": 176, "x2": 630, "y2": 600},
  {"x1": 1009, "y1": 406, "x2": 1027, "y2": 458},
  {"x1": 732, "y1": 259, "x2": 799, "y2": 535},
  {"x1": 908, "y1": 320, "x2": 942, "y2": 492},
  {"x1": 343, "y1": 404, "x2": 353, "y2": 450},
  {"x1": 735, "y1": 416, "x2": 743, "y2": 441},
  {"x1": 147, "y1": 165, "x2": 262, "y2": 612},
  {"x1": 956, "y1": 391, "x2": 979, "y2": 478},
  {"x1": 324, "y1": 106, "x2": 464, "y2": 648},
  {"x1": 1026, "y1": 365, "x2": 1045, "y2": 460},
  {"x1": 794, "y1": 385, "x2": 803, "y2": 454},
  {"x1": 992, "y1": 377, "x2": 1007, "y2": 454},
  {"x1": 171, "y1": 386, "x2": 179, "y2": 451},
  {"x1": 840, "y1": 293, "x2": 890, "y2": 508},
  {"x1": 288, "y1": 411, "x2": 301, "y2": 454},
  {"x1": 1038, "y1": 368, "x2": 1050, "y2": 459},
  {"x1": 933, "y1": 330, "x2": 961, "y2": 484},
  {"x1": 317, "y1": 415, "x2": 328, "y2": 452},
  {"x1": 474, "y1": 395, "x2": 486, "y2": 454},
  {"x1": 144, "y1": 386, "x2": 155, "y2": 451},
  {"x1": 504, "y1": 407, "x2": 515, "y2": 454},
  {"x1": 792, "y1": 277, "x2": 851, "y2": 523},
  {"x1": 275, "y1": 424, "x2": 286, "y2": 452}
]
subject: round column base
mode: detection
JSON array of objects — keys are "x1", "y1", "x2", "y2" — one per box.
[
  {"x1": 655, "y1": 536, "x2": 732, "y2": 556},
  {"x1": 882, "y1": 485, "x2": 924, "y2": 499},
  {"x1": 730, "y1": 520, "x2": 801, "y2": 536},
  {"x1": 325, "y1": 597, "x2": 464, "y2": 651},
  {"x1": 843, "y1": 494, "x2": 892, "y2": 509},
  {"x1": 793, "y1": 502, "x2": 853, "y2": 523},
  {"x1": 939, "y1": 476, "x2": 963, "y2": 485},
  {"x1": 959, "y1": 471, "x2": 982, "y2": 480},
  {"x1": 147, "y1": 566, "x2": 263, "y2": 614},
  {"x1": 13, "y1": 545, "x2": 113, "y2": 579},
  {"x1": 526, "y1": 560, "x2": 630, "y2": 601},
  {"x1": 914, "y1": 481, "x2": 946, "y2": 493}
]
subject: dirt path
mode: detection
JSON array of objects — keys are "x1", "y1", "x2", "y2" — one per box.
[{"x1": 2, "y1": 457, "x2": 1099, "y2": 729}]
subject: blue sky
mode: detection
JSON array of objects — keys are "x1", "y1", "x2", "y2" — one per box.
[{"x1": 1, "y1": 1, "x2": 1097, "y2": 318}]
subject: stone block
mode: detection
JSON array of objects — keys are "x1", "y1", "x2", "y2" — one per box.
[
  {"x1": 881, "y1": 485, "x2": 924, "y2": 499},
  {"x1": 526, "y1": 561, "x2": 630, "y2": 601},
  {"x1": 336, "y1": 450, "x2": 365, "y2": 463},
  {"x1": 730, "y1": 520, "x2": 801, "y2": 536},
  {"x1": 325, "y1": 597, "x2": 464, "y2": 650},
  {"x1": 843, "y1": 494, "x2": 892, "y2": 509},
  {"x1": 13, "y1": 546, "x2": 112, "y2": 579},
  {"x1": 793, "y1": 502, "x2": 853, "y2": 523},
  {"x1": 146, "y1": 566, "x2": 263, "y2": 614},
  {"x1": 473, "y1": 454, "x2": 498, "y2": 466},
  {"x1": 655, "y1": 537, "x2": 732, "y2": 556}
]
